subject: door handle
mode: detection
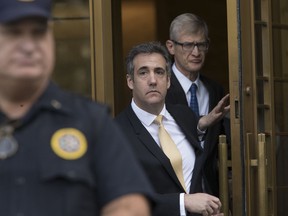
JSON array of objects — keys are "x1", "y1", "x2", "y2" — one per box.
[
  {"x1": 247, "y1": 133, "x2": 268, "y2": 216},
  {"x1": 234, "y1": 98, "x2": 239, "y2": 119},
  {"x1": 257, "y1": 133, "x2": 267, "y2": 216},
  {"x1": 218, "y1": 135, "x2": 229, "y2": 216}
]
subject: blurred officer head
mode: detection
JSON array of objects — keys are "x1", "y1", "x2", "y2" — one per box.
[
  {"x1": 0, "y1": 0, "x2": 54, "y2": 90},
  {"x1": 0, "y1": 0, "x2": 52, "y2": 23}
]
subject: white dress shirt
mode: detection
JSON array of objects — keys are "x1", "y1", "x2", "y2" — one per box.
[
  {"x1": 173, "y1": 64, "x2": 209, "y2": 150},
  {"x1": 172, "y1": 64, "x2": 209, "y2": 117},
  {"x1": 131, "y1": 100, "x2": 195, "y2": 215}
]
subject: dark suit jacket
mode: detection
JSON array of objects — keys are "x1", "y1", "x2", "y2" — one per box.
[
  {"x1": 166, "y1": 72, "x2": 230, "y2": 196},
  {"x1": 115, "y1": 104, "x2": 210, "y2": 216}
]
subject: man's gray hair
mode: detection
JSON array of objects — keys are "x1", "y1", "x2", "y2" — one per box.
[{"x1": 169, "y1": 13, "x2": 209, "y2": 41}]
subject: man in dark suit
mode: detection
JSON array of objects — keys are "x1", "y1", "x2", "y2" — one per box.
[
  {"x1": 115, "y1": 41, "x2": 228, "y2": 216},
  {"x1": 165, "y1": 13, "x2": 231, "y2": 197}
]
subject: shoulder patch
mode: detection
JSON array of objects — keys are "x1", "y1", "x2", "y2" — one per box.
[{"x1": 51, "y1": 128, "x2": 87, "y2": 160}]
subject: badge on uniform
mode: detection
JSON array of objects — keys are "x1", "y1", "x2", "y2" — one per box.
[
  {"x1": 0, "y1": 132, "x2": 18, "y2": 160},
  {"x1": 51, "y1": 128, "x2": 87, "y2": 160},
  {"x1": 0, "y1": 122, "x2": 20, "y2": 160}
]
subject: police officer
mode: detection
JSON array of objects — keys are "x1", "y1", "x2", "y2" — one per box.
[{"x1": 0, "y1": 0, "x2": 153, "y2": 215}]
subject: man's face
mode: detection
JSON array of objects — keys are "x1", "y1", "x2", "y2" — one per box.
[
  {"x1": 127, "y1": 53, "x2": 170, "y2": 113},
  {"x1": 166, "y1": 32, "x2": 208, "y2": 78},
  {"x1": 0, "y1": 18, "x2": 54, "y2": 85}
]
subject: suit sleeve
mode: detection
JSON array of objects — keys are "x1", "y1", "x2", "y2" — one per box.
[{"x1": 152, "y1": 193, "x2": 181, "y2": 216}]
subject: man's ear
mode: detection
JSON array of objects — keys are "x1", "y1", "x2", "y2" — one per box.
[
  {"x1": 167, "y1": 75, "x2": 171, "y2": 89},
  {"x1": 126, "y1": 74, "x2": 134, "y2": 90},
  {"x1": 166, "y1": 40, "x2": 175, "y2": 55}
]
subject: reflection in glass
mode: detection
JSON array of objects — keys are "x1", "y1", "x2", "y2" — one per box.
[
  {"x1": 272, "y1": 0, "x2": 288, "y2": 25},
  {"x1": 276, "y1": 133, "x2": 288, "y2": 215},
  {"x1": 52, "y1": 0, "x2": 91, "y2": 98},
  {"x1": 272, "y1": 2, "x2": 288, "y2": 211}
]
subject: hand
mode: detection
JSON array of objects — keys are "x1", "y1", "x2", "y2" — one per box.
[
  {"x1": 184, "y1": 193, "x2": 223, "y2": 216},
  {"x1": 198, "y1": 94, "x2": 230, "y2": 131},
  {"x1": 101, "y1": 194, "x2": 150, "y2": 216}
]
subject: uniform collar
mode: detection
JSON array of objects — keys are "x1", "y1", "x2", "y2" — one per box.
[
  {"x1": 0, "y1": 81, "x2": 73, "y2": 125},
  {"x1": 31, "y1": 81, "x2": 73, "y2": 115}
]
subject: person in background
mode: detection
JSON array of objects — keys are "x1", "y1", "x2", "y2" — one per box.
[
  {"x1": 165, "y1": 13, "x2": 231, "y2": 196},
  {"x1": 0, "y1": 0, "x2": 153, "y2": 215},
  {"x1": 115, "y1": 41, "x2": 229, "y2": 216}
]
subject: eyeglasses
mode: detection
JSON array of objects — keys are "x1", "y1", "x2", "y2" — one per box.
[{"x1": 172, "y1": 40, "x2": 209, "y2": 52}]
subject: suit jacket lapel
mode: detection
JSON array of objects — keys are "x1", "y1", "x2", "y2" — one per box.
[
  {"x1": 199, "y1": 75, "x2": 223, "y2": 154},
  {"x1": 125, "y1": 105, "x2": 185, "y2": 190},
  {"x1": 166, "y1": 104, "x2": 202, "y2": 152},
  {"x1": 200, "y1": 75, "x2": 218, "y2": 112},
  {"x1": 167, "y1": 105, "x2": 206, "y2": 194},
  {"x1": 167, "y1": 72, "x2": 189, "y2": 106}
]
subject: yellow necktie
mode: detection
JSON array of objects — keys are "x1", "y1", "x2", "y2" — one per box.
[{"x1": 154, "y1": 115, "x2": 186, "y2": 192}]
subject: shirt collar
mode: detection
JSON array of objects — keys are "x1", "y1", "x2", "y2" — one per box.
[
  {"x1": 172, "y1": 63, "x2": 200, "y2": 94},
  {"x1": 131, "y1": 99, "x2": 169, "y2": 126}
]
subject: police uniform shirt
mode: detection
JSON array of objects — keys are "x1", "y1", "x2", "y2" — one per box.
[{"x1": 0, "y1": 82, "x2": 153, "y2": 216}]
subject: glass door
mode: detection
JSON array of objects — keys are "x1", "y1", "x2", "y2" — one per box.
[
  {"x1": 51, "y1": 0, "x2": 115, "y2": 113},
  {"x1": 226, "y1": 0, "x2": 288, "y2": 215},
  {"x1": 52, "y1": 0, "x2": 91, "y2": 97},
  {"x1": 272, "y1": 0, "x2": 288, "y2": 215}
]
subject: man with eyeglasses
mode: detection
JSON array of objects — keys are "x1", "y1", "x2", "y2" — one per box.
[{"x1": 165, "y1": 13, "x2": 231, "y2": 197}]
